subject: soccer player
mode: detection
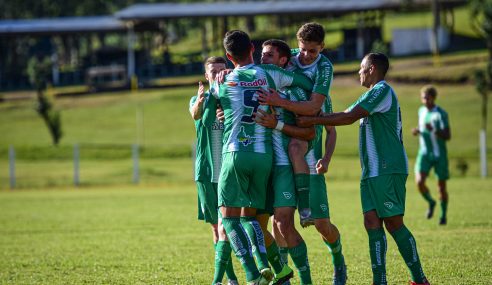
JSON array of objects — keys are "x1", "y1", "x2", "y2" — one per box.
[
  {"x1": 258, "y1": 39, "x2": 347, "y2": 285},
  {"x1": 189, "y1": 56, "x2": 238, "y2": 285},
  {"x1": 412, "y1": 85, "x2": 451, "y2": 225},
  {"x1": 213, "y1": 30, "x2": 313, "y2": 285},
  {"x1": 297, "y1": 53, "x2": 430, "y2": 285},
  {"x1": 259, "y1": 23, "x2": 332, "y2": 227}
]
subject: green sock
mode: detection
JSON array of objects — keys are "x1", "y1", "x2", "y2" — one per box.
[
  {"x1": 421, "y1": 191, "x2": 436, "y2": 205},
  {"x1": 367, "y1": 228, "x2": 387, "y2": 285},
  {"x1": 288, "y1": 241, "x2": 312, "y2": 285},
  {"x1": 440, "y1": 200, "x2": 448, "y2": 219},
  {"x1": 240, "y1": 216, "x2": 270, "y2": 271},
  {"x1": 222, "y1": 217, "x2": 260, "y2": 282},
  {"x1": 213, "y1": 241, "x2": 231, "y2": 284},
  {"x1": 223, "y1": 242, "x2": 237, "y2": 282},
  {"x1": 266, "y1": 242, "x2": 284, "y2": 274},
  {"x1": 295, "y1": 174, "x2": 310, "y2": 210},
  {"x1": 324, "y1": 236, "x2": 344, "y2": 268},
  {"x1": 279, "y1": 246, "x2": 289, "y2": 265},
  {"x1": 390, "y1": 225, "x2": 426, "y2": 284}
]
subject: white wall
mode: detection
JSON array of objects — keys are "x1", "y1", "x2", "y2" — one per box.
[{"x1": 391, "y1": 27, "x2": 449, "y2": 56}]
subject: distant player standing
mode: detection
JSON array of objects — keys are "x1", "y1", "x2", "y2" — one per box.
[
  {"x1": 213, "y1": 30, "x2": 313, "y2": 285},
  {"x1": 412, "y1": 85, "x2": 451, "y2": 225},
  {"x1": 189, "y1": 56, "x2": 238, "y2": 285},
  {"x1": 297, "y1": 53, "x2": 430, "y2": 285}
]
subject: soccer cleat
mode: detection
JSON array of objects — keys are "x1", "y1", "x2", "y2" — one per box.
[
  {"x1": 426, "y1": 201, "x2": 436, "y2": 219},
  {"x1": 332, "y1": 255, "x2": 347, "y2": 285},
  {"x1": 299, "y1": 208, "x2": 314, "y2": 228},
  {"x1": 271, "y1": 264, "x2": 294, "y2": 285},
  {"x1": 409, "y1": 278, "x2": 430, "y2": 285},
  {"x1": 248, "y1": 268, "x2": 274, "y2": 285},
  {"x1": 227, "y1": 280, "x2": 239, "y2": 285},
  {"x1": 439, "y1": 217, "x2": 447, "y2": 225}
]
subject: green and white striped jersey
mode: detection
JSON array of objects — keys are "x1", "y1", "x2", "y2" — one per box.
[
  {"x1": 287, "y1": 50, "x2": 333, "y2": 98},
  {"x1": 212, "y1": 63, "x2": 313, "y2": 154},
  {"x1": 189, "y1": 91, "x2": 224, "y2": 183},
  {"x1": 272, "y1": 87, "x2": 307, "y2": 166},
  {"x1": 417, "y1": 105, "x2": 449, "y2": 159},
  {"x1": 349, "y1": 81, "x2": 408, "y2": 179}
]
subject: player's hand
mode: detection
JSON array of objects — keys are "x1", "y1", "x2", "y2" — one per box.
[
  {"x1": 258, "y1": 88, "x2": 282, "y2": 106},
  {"x1": 255, "y1": 109, "x2": 277, "y2": 128},
  {"x1": 425, "y1": 123, "x2": 433, "y2": 132},
  {"x1": 216, "y1": 69, "x2": 233, "y2": 84},
  {"x1": 411, "y1": 127, "x2": 420, "y2": 136},
  {"x1": 296, "y1": 116, "x2": 316, "y2": 127},
  {"x1": 316, "y1": 158, "x2": 329, "y2": 174},
  {"x1": 216, "y1": 105, "x2": 225, "y2": 122},
  {"x1": 197, "y1": 81, "x2": 206, "y2": 104}
]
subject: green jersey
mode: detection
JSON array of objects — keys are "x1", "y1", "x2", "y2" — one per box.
[
  {"x1": 272, "y1": 87, "x2": 308, "y2": 166},
  {"x1": 349, "y1": 81, "x2": 408, "y2": 179},
  {"x1": 417, "y1": 105, "x2": 449, "y2": 159},
  {"x1": 213, "y1": 63, "x2": 313, "y2": 154},
  {"x1": 287, "y1": 50, "x2": 333, "y2": 98},
  {"x1": 189, "y1": 91, "x2": 224, "y2": 183}
]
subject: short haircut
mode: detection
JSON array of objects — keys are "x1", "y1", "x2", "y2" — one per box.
[
  {"x1": 364, "y1": 52, "x2": 390, "y2": 77},
  {"x1": 296, "y1": 22, "x2": 325, "y2": 44},
  {"x1": 223, "y1": 30, "x2": 252, "y2": 62},
  {"x1": 204, "y1": 56, "x2": 227, "y2": 69},
  {"x1": 421, "y1": 85, "x2": 438, "y2": 97},
  {"x1": 262, "y1": 39, "x2": 291, "y2": 68}
]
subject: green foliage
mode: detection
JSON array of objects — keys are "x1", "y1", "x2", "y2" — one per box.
[{"x1": 0, "y1": 178, "x2": 491, "y2": 283}]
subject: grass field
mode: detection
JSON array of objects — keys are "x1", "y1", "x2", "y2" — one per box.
[{"x1": 0, "y1": 174, "x2": 491, "y2": 284}]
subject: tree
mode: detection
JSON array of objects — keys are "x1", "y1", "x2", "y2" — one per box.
[
  {"x1": 471, "y1": 0, "x2": 492, "y2": 177},
  {"x1": 28, "y1": 55, "x2": 63, "y2": 146}
]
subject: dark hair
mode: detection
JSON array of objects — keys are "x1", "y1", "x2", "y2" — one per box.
[
  {"x1": 296, "y1": 22, "x2": 325, "y2": 44},
  {"x1": 364, "y1": 53, "x2": 390, "y2": 77},
  {"x1": 223, "y1": 30, "x2": 252, "y2": 62},
  {"x1": 421, "y1": 85, "x2": 438, "y2": 98},
  {"x1": 204, "y1": 56, "x2": 227, "y2": 69},
  {"x1": 262, "y1": 39, "x2": 291, "y2": 68}
]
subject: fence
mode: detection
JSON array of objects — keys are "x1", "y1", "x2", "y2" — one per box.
[{"x1": 3, "y1": 143, "x2": 194, "y2": 189}]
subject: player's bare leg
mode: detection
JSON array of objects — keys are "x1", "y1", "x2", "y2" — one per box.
[
  {"x1": 437, "y1": 180, "x2": 448, "y2": 225},
  {"x1": 288, "y1": 138, "x2": 313, "y2": 227},
  {"x1": 314, "y1": 218, "x2": 346, "y2": 285},
  {"x1": 415, "y1": 172, "x2": 436, "y2": 219}
]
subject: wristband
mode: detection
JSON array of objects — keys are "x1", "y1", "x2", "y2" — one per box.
[{"x1": 275, "y1": 121, "x2": 285, "y2": 131}]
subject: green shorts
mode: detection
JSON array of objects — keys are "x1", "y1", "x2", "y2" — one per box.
[
  {"x1": 310, "y1": 174, "x2": 330, "y2": 219},
  {"x1": 218, "y1": 151, "x2": 273, "y2": 209},
  {"x1": 196, "y1": 180, "x2": 219, "y2": 224},
  {"x1": 415, "y1": 153, "x2": 449, "y2": 181},
  {"x1": 272, "y1": 165, "x2": 297, "y2": 208},
  {"x1": 360, "y1": 174, "x2": 407, "y2": 218}
]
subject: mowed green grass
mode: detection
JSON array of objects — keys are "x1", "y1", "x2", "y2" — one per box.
[{"x1": 0, "y1": 175, "x2": 491, "y2": 284}]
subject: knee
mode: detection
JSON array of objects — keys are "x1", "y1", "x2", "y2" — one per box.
[
  {"x1": 288, "y1": 140, "x2": 306, "y2": 158},
  {"x1": 363, "y1": 212, "x2": 382, "y2": 230},
  {"x1": 274, "y1": 214, "x2": 294, "y2": 233}
]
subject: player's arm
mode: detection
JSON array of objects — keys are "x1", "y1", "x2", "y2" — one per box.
[
  {"x1": 435, "y1": 127, "x2": 451, "y2": 141},
  {"x1": 258, "y1": 88, "x2": 324, "y2": 116},
  {"x1": 297, "y1": 105, "x2": 369, "y2": 127},
  {"x1": 190, "y1": 81, "x2": 206, "y2": 120},
  {"x1": 256, "y1": 109, "x2": 315, "y2": 141},
  {"x1": 316, "y1": 125, "x2": 336, "y2": 174}
]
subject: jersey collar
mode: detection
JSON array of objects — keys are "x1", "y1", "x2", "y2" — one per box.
[{"x1": 294, "y1": 54, "x2": 321, "y2": 69}]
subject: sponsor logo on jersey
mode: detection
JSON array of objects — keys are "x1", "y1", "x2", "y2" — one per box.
[
  {"x1": 384, "y1": 202, "x2": 394, "y2": 209},
  {"x1": 239, "y1": 78, "x2": 267, "y2": 87},
  {"x1": 320, "y1": 204, "x2": 328, "y2": 212},
  {"x1": 283, "y1": 192, "x2": 292, "y2": 199},
  {"x1": 227, "y1": 81, "x2": 238, "y2": 86}
]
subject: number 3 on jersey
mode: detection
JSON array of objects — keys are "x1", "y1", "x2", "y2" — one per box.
[{"x1": 241, "y1": 89, "x2": 261, "y2": 123}]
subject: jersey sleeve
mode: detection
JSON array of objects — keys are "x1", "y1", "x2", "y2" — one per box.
[
  {"x1": 312, "y1": 60, "x2": 333, "y2": 97},
  {"x1": 201, "y1": 92, "x2": 218, "y2": 127},
  {"x1": 439, "y1": 109, "x2": 450, "y2": 130},
  {"x1": 261, "y1": 64, "x2": 313, "y2": 91},
  {"x1": 355, "y1": 83, "x2": 392, "y2": 114}
]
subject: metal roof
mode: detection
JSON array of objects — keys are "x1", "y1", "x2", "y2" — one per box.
[
  {"x1": 115, "y1": 0, "x2": 466, "y2": 21},
  {"x1": 0, "y1": 16, "x2": 126, "y2": 36}
]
